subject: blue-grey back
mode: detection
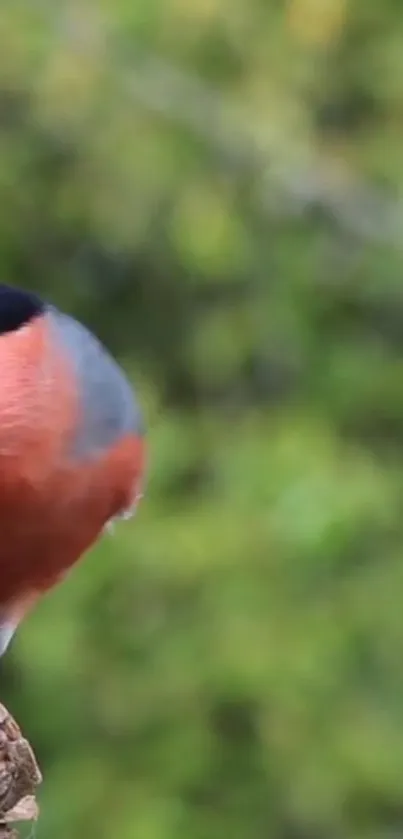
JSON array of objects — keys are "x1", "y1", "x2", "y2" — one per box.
[{"x1": 48, "y1": 306, "x2": 143, "y2": 459}]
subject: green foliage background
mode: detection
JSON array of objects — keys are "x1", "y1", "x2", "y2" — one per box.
[{"x1": 1, "y1": 1, "x2": 403, "y2": 837}]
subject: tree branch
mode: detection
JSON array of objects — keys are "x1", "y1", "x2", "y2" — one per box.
[{"x1": 0, "y1": 705, "x2": 42, "y2": 839}]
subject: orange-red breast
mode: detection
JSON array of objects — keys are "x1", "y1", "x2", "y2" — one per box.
[{"x1": 0, "y1": 284, "x2": 145, "y2": 655}]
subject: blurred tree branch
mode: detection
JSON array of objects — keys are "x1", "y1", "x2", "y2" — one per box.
[{"x1": 121, "y1": 49, "x2": 403, "y2": 250}]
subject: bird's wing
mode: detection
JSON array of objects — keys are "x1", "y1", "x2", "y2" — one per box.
[{"x1": 47, "y1": 307, "x2": 145, "y2": 521}]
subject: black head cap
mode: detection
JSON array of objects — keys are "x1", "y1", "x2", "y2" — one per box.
[{"x1": 0, "y1": 284, "x2": 45, "y2": 334}]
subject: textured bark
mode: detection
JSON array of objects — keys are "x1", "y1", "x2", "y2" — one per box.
[{"x1": 0, "y1": 704, "x2": 41, "y2": 839}]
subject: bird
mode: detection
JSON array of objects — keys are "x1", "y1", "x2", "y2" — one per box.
[{"x1": 0, "y1": 284, "x2": 145, "y2": 657}]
